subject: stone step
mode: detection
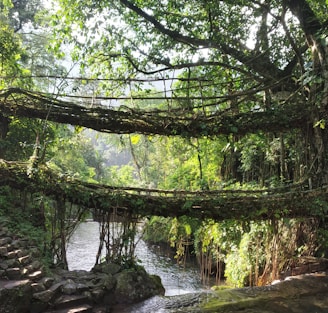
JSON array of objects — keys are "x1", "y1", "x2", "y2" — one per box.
[
  {"x1": 5, "y1": 267, "x2": 22, "y2": 280},
  {"x1": 54, "y1": 295, "x2": 91, "y2": 310},
  {"x1": 18, "y1": 254, "x2": 31, "y2": 265},
  {"x1": 5, "y1": 250, "x2": 17, "y2": 259},
  {"x1": 3, "y1": 249, "x2": 28, "y2": 260},
  {"x1": 0, "y1": 246, "x2": 8, "y2": 256},
  {"x1": 0, "y1": 237, "x2": 12, "y2": 246},
  {"x1": 44, "y1": 304, "x2": 93, "y2": 313},
  {"x1": 28, "y1": 270, "x2": 44, "y2": 281},
  {"x1": 0, "y1": 279, "x2": 30, "y2": 290}
]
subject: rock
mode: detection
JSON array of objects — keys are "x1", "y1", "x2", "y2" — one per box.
[
  {"x1": 195, "y1": 275, "x2": 328, "y2": 313},
  {"x1": 0, "y1": 279, "x2": 32, "y2": 313},
  {"x1": 33, "y1": 289, "x2": 55, "y2": 303},
  {"x1": 10, "y1": 241, "x2": 22, "y2": 249},
  {"x1": 91, "y1": 306, "x2": 110, "y2": 313},
  {"x1": 0, "y1": 261, "x2": 8, "y2": 270},
  {"x1": 18, "y1": 255, "x2": 30, "y2": 265},
  {"x1": 44, "y1": 304, "x2": 93, "y2": 313},
  {"x1": 91, "y1": 288, "x2": 105, "y2": 303},
  {"x1": 92, "y1": 262, "x2": 121, "y2": 275},
  {"x1": 62, "y1": 279, "x2": 77, "y2": 295},
  {"x1": 21, "y1": 268, "x2": 29, "y2": 276},
  {"x1": 31, "y1": 260, "x2": 42, "y2": 270},
  {"x1": 54, "y1": 294, "x2": 91, "y2": 310},
  {"x1": 31, "y1": 282, "x2": 46, "y2": 293},
  {"x1": 6, "y1": 251, "x2": 17, "y2": 259},
  {"x1": 6, "y1": 267, "x2": 22, "y2": 280},
  {"x1": 0, "y1": 227, "x2": 166, "y2": 311},
  {"x1": 82, "y1": 290, "x2": 93, "y2": 301},
  {"x1": 0, "y1": 246, "x2": 8, "y2": 256},
  {"x1": 40, "y1": 277, "x2": 55, "y2": 288},
  {"x1": 114, "y1": 266, "x2": 165, "y2": 303},
  {"x1": 29, "y1": 247, "x2": 40, "y2": 258},
  {"x1": 0, "y1": 237, "x2": 12, "y2": 246},
  {"x1": 28, "y1": 270, "x2": 43, "y2": 281},
  {"x1": 5, "y1": 258, "x2": 17, "y2": 268},
  {"x1": 100, "y1": 274, "x2": 116, "y2": 291},
  {"x1": 29, "y1": 301, "x2": 49, "y2": 313},
  {"x1": 49, "y1": 281, "x2": 66, "y2": 293},
  {"x1": 76, "y1": 283, "x2": 89, "y2": 293},
  {"x1": 16, "y1": 249, "x2": 26, "y2": 258}
]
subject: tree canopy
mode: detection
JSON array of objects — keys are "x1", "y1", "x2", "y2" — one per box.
[
  {"x1": 2, "y1": 0, "x2": 328, "y2": 284},
  {"x1": 1, "y1": 0, "x2": 328, "y2": 217}
]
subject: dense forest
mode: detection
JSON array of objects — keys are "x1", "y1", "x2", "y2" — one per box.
[{"x1": 0, "y1": 0, "x2": 328, "y2": 287}]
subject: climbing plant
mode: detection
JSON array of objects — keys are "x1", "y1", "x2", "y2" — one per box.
[{"x1": 1, "y1": 0, "x2": 328, "y2": 284}]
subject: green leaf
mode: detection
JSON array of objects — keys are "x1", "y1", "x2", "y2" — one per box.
[
  {"x1": 130, "y1": 134, "x2": 141, "y2": 145},
  {"x1": 314, "y1": 119, "x2": 325, "y2": 129},
  {"x1": 74, "y1": 125, "x2": 84, "y2": 133}
]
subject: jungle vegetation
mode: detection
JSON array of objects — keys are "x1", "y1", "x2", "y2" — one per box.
[{"x1": 0, "y1": 0, "x2": 328, "y2": 287}]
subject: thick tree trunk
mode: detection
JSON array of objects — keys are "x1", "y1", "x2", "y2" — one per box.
[{"x1": 286, "y1": 0, "x2": 328, "y2": 186}]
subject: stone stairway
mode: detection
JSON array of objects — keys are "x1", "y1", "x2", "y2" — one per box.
[
  {"x1": 0, "y1": 221, "x2": 165, "y2": 313},
  {"x1": 0, "y1": 223, "x2": 106, "y2": 313}
]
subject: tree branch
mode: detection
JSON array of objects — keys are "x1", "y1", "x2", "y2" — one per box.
[
  {"x1": 0, "y1": 87, "x2": 309, "y2": 138},
  {"x1": 119, "y1": 0, "x2": 284, "y2": 82}
]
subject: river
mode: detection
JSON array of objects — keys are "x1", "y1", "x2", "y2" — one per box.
[
  {"x1": 67, "y1": 221, "x2": 205, "y2": 297},
  {"x1": 66, "y1": 221, "x2": 328, "y2": 313}
]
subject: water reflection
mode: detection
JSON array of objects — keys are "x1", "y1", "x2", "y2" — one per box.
[{"x1": 67, "y1": 221, "x2": 204, "y2": 296}]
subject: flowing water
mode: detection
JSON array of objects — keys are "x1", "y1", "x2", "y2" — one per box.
[
  {"x1": 67, "y1": 222, "x2": 328, "y2": 313},
  {"x1": 67, "y1": 221, "x2": 205, "y2": 297}
]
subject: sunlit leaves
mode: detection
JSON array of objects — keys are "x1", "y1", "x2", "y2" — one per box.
[
  {"x1": 130, "y1": 134, "x2": 141, "y2": 145},
  {"x1": 0, "y1": 19, "x2": 21, "y2": 78}
]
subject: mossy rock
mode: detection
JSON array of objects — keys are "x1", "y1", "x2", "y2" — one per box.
[{"x1": 114, "y1": 266, "x2": 165, "y2": 303}]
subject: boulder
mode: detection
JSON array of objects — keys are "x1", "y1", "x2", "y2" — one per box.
[
  {"x1": 62, "y1": 279, "x2": 77, "y2": 295},
  {"x1": 114, "y1": 266, "x2": 165, "y2": 303},
  {"x1": 31, "y1": 282, "x2": 46, "y2": 293},
  {"x1": 92, "y1": 263, "x2": 121, "y2": 275},
  {"x1": 0, "y1": 280, "x2": 32, "y2": 313},
  {"x1": 99, "y1": 274, "x2": 116, "y2": 291},
  {"x1": 33, "y1": 289, "x2": 56, "y2": 303},
  {"x1": 6, "y1": 267, "x2": 22, "y2": 280},
  {"x1": 40, "y1": 277, "x2": 55, "y2": 288}
]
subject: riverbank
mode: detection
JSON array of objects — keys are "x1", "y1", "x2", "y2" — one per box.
[
  {"x1": 0, "y1": 223, "x2": 164, "y2": 313},
  {"x1": 67, "y1": 221, "x2": 204, "y2": 296},
  {"x1": 2, "y1": 219, "x2": 328, "y2": 313},
  {"x1": 111, "y1": 272, "x2": 328, "y2": 313}
]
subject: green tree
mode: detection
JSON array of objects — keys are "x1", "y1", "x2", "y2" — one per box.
[{"x1": 49, "y1": 0, "x2": 328, "y2": 186}]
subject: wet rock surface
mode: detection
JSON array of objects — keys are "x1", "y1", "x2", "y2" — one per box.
[
  {"x1": 112, "y1": 273, "x2": 328, "y2": 312},
  {"x1": 1, "y1": 219, "x2": 328, "y2": 313},
  {"x1": 0, "y1": 222, "x2": 164, "y2": 313},
  {"x1": 195, "y1": 274, "x2": 328, "y2": 313}
]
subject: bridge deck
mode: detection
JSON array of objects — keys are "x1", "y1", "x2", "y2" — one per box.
[{"x1": 0, "y1": 159, "x2": 325, "y2": 221}]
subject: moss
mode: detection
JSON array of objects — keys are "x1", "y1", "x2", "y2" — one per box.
[{"x1": 114, "y1": 266, "x2": 164, "y2": 303}]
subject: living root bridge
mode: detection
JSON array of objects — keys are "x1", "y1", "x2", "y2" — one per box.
[
  {"x1": 0, "y1": 159, "x2": 327, "y2": 221},
  {"x1": 0, "y1": 87, "x2": 309, "y2": 137}
]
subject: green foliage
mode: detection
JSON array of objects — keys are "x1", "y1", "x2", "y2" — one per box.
[
  {"x1": 225, "y1": 244, "x2": 250, "y2": 288},
  {"x1": 0, "y1": 186, "x2": 13, "y2": 212},
  {"x1": 0, "y1": 16, "x2": 23, "y2": 88},
  {"x1": 224, "y1": 223, "x2": 267, "y2": 287},
  {"x1": 1, "y1": 0, "x2": 328, "y2": 288},
  {"x1": 0, "y1": 187, "x2": 52, "y2": 268},
  {"x1": 47, "y1": 130, "x2": 104, "y2": 182},
  {"x1": 143, "y1": 215, "x2": 200, "y2": 263}
]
